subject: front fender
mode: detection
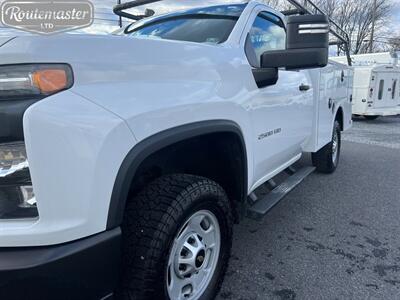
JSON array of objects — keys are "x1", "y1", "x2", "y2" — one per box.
[{"x1": 0, "y1": 90, "x2": 136, "y2": 247}]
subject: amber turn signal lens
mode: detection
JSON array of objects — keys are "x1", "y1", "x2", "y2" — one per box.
[
  {"x1": 0, "y1": 64, "x2": 73, "y2": 100},
  {"x1": 32, "y1": 69, "x2": 68, "y2": 94}
]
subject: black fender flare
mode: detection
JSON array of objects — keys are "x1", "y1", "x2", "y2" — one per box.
[
  {"x1": 106, "y1": 120, "x2": 248, "y2": 229},
  {"x1": 334, "y1": 105, "x2": 344, "y2": 131}
]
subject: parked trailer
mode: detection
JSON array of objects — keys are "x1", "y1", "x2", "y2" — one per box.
[{"x1": 332, "y1": 52, "x2": 400, "y2": 119}]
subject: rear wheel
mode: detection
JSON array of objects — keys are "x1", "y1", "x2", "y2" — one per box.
[
  {"x1": 312, "y1": 120, "x2": 341, "y2": 174},
  {"x1": 118, "y1": 174, "x2": 233, "y2": 300},
  {"x1": 364, "y1": 115, "x2": 379, "y2": 120}
]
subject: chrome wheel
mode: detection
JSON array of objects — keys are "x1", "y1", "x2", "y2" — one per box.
[
  {"x1": 166, "y1": 210, "x2": 221, "y2": 300},
  {"x1": 332, "y1": 127, "x2": 339, "y2": 165}
]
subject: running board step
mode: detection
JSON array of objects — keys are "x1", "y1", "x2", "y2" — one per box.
[{"x1": 246, "y1": 166, "x2": 315, "y2": 220}]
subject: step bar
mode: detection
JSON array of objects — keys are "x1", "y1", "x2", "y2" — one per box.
[{"x1": 246, "y1": 166, "x2": 315, "y2": 220}]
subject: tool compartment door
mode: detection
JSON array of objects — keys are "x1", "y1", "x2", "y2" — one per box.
[{"x1": 316, "y1": 62, "x2": 349, "y2": 149}]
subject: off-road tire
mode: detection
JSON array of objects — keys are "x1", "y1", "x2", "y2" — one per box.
[
  {"x1": 117, "y1": 174, "x2": 233, "y2": 300},
  {"x1": 312, "y1": 120, "x2": 341, "y2": 174}
]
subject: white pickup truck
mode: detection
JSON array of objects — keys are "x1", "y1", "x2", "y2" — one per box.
[{"x1": 0, "y1": 1, "x2": 352, "y2": 300}]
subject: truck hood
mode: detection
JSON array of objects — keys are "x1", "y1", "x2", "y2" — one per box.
[
  {"x1": 0, "y1": 33, "x2": 253, "y2": 118},
  {"x1": 0, "y1": 34, "x2": 234, "y2": 86}
]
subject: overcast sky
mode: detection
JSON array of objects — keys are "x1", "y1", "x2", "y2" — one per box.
[
  {"x1": 394, "y1": 2, "x2": 400, "y2": 30},
  {"x1": 0, "y1": 0, "x2": 244, "y2": 36}
]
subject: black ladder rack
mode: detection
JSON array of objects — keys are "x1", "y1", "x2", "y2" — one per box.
[
  {"x1": 113, "y1": 0, "x2": 161, "y2": 20},
  {"x1": 113, "y1": 0, "x2": 352, "y2": 65}
]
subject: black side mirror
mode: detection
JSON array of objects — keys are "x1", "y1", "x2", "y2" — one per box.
[{"x1": 261, "y1": 15, "x2": 329, "y2": 70}]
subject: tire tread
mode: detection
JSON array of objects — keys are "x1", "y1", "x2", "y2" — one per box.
[{"x1": 118, "y1": 174, "x2": 233, "y2": 300}]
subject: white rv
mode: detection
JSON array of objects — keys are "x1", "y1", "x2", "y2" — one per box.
[{"x1": 333, "y1": 52, "x2": 400, "y2": 119}]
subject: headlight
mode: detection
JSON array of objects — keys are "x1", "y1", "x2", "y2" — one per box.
[
  {"x1": 0, "y1": 142, "x2": 38, "y2": 219},
  {"x1": 0, "y1": 64, "x2": 73, "y2": 100}
]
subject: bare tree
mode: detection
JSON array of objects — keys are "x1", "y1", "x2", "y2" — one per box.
[
  {"x1": 262, "y1": 0, "x2": 394, "y2": 54},
  {"x1": 313, "y1": 0, "x2": 394, "y2": 54},
  {"x1": 383, "y1": 35, "x2": 400, "y2": 51},
  {"x1": 262, "y1": 0, "x2": 293, "y2": 11}
]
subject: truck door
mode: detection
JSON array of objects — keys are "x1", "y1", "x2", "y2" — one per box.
[{"x1": 244, "y1": 10, "x2": 313, "y2": 188}]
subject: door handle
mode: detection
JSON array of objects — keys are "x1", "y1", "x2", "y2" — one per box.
[{"x1": 299, "y1": 84, "x2": 310, "y2": 91}]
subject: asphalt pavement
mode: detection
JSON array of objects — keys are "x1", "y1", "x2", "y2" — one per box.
[{"x1": 217, "y1": 116, "x2": 400, "y2": 300}]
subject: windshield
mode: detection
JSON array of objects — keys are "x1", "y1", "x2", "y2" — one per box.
[{"x1": 123, "y1": 4, "x2": 246, "y2": 44}]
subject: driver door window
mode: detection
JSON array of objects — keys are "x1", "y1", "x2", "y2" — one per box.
[{"x1": 245, "y1": 12, "x2": 286, "y2": 68}]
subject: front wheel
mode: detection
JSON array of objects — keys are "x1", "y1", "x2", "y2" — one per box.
[
  {"x1": 118, "y1": 174, "x2": 233, "y2": 300},
  {"x1": 312, "y1": 120, "x2": 341, "y2": 173}
]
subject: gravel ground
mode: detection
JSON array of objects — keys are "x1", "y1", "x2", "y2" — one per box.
[{"x1": 217, "y1": 115, "x2": 400, "y2": 300}]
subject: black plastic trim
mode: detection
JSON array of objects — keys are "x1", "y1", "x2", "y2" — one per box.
[
  {"x1": 261, "y1": 48, "x2": 329, "y2": 70},
  {"x1": 106, "y1": 120, "x2": 248, "y2": 229},
  {"x1": 0, "y1": 228, "x2": 121, "y2": 300},
  {"x1": 252, "y1": 68, "x2": 279, "y2": 88},
  {"x1": 0, "y1": 99, "x2": 42, "y2": 142}
]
